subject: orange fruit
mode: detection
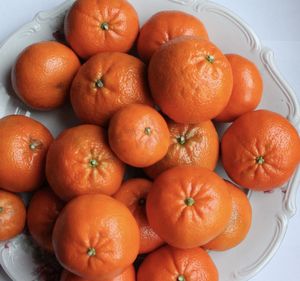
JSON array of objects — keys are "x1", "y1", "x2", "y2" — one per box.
[
  {"x1": 215, "y1": 54, "x2": 263, "y2": 122},
  {"x1": 148, "y1": 36, "x2": 233, "y2": 124},
  {"x1": 65, "y1": 0, "x2": 139, "y2": 59},
  {"x1": 71, "y1": 52, "x2": 152, "y2": 126},
  {"x1": 0, "y1": 190, "x2": 26, "y2": 241},
  {"x1": 60, "y1": 265, "x2": 135, "y2": 281},
  {"x1": 204, "y1": 181, "x2": 252, "y2": 251},
  {"x1": 108, "y1": 104, "x2": 169, "y2": 167},
  {"x1": 46, "y1": 124, "x2": 125, "y2": 201},
  {"x1": 221, "y1": 110, "x2": 300, "y2": 190},
  {"x1": 137, "y1": 245, "x2": 218, "y2": 281},
  {"x1": 27, "y1": 188, "x2": 64, "y2": 252},
  {"x1": 146, "y1": 166, "x2": 232, "y2": 248},
  {"x1": 0, "y1": 115, "x2": 53, "y2": 193},
  {"x1": 11, "y1": 41, "x2": 80, "y2": 110},
  {"x1": 114, "y1": 178, "x2": 164, "y2": 254},
  {"x1": 137, "y1": 10, "x2": 209, "y2": 62},
  {"x1": 145, "y1": 120, "x2": 219, "y2": 179},
  {"x1": 52, "y1": 194, "x2": 140, "y2": 280}
]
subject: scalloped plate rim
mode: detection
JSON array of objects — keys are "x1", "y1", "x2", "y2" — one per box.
[{"x1": 0, "y1": 1, "x2": 299, "y2": 281}]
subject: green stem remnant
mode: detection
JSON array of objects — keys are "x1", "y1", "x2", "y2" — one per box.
[
  {"x1": 0, "y1": 207, "x2": 3, "y2": 213},
  {"x1": 100, "y1": 22, "x2": 109, "y2": 31},
  {"x1": 206, "y1": 54, "x2": 215, "y2": 63},
  {"x1": 29, "y1": 140, "x2": 42, "y2": 151},
  {"x1": 177, "y1": 135, "x2": 186, "y2": 145},
  {"x1": 177, "y1": 275, "x2": 186, "y2": 281},
  {"x1": 144, "y1": 127, "x2": 151, "y2": 136},
  {"x1": 95, "y1": 79, "x2": 104, "y2": 88},
  {"x1": 87, "y1": 247, "x2": 96, "y2": 257},
  {"x1": 184, "y1": 197, "x2": 195, "y2": 207},
  {"x1": 256, "y1": 156, "x2": 265, "y2": 165},
  {"x1": 89, "y1": 159, "x2": 99, "y2": 168},
  {"x1": 30, "y1": 143, "x2": 37, "y2": 150}
]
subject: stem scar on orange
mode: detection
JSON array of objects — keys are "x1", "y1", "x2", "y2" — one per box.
[
  {"x1": 52, "y1": 194, "x2": 140, "y2": 280},
  {"x1": 137, "y1": 245, "x2": 218, "y2": 281},
  {"x1": 108, "y1": 104, "x2": 170, "y2": 167},
  {"x1": 145, "y1": 120, "x2": 219, "y2": 179},
  {"x1": 146, "y1": 166, "x2": 232, "y2": 249},
  {"x1": 221, "y1": 110, "x2": 300, "y2": 190},
  {"x1": 46, "y1": 125, "x2": 125, "y2": 201},
  {"x1": 0, "y1": 115, "x2": 53, "y2": 193},
  {"x1": 71, "y1": 52, "x2": 152, "y2": 126},
  {"x1": 64, "y1": 0, "x2": 139, "y2": 59},
  {"x1": 148, "y1": 36, "x2": 233, "y2": 124}
]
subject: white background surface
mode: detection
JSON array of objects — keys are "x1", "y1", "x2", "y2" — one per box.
[{"x1": 0, "y1": 0, "x2": 300, "y2": 280}]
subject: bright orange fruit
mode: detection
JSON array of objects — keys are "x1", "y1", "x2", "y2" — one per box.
[
  {"x1": 46, "y1": 125, "x2": 125, "y2": 201},
  {"x1": 146, "y1": 166, "x2": 232, "y2": 248},
  {"x1": 65, "y1": 0, "x2": 139, "y2": 59},
  {"x1": 0, "y1": 115, "x2": 53, "y2": 193},
  {"x1": 114, "y1": 178, "x2": 164, "y2": 253},
  {"x1": 12, "y1": 41, "x2": 80, "y2": 110},
  {"x1": 148, "y1": 36, "x2": 233, "y2": 123},
  {"x1": 0, "y1": 190, "x2": 26, "y2": 241},
  {"x1": 27, "y1": 188, "x2": 64, "y2": 252},
  {"x1": 108, "y1": 104, "x2": 169, "y2": 167},
  {"x1": 222, "y1": 110, "x2": 300, "y2": 190},
  {"x1": 137, "y1": 245, "x2": 218, "y2": 281},
  {"x1": 137, "y1": 10, "x2": 209, "y2": 62},
  {"x1": 53, "y1": 194, "x2": 140, "y2": 280},
  {"x1": 71, "y1": 52, "x2": 152, "y2": 126},
  {"x1": 215, "y1": 54, "x2": 263, "y2": 122},
  {"x1": 145, "y1": 120, "x2": 219, "y2": 179},
  {"x1": 204, "y1": 181, "x2": 252, "y2": 251}
]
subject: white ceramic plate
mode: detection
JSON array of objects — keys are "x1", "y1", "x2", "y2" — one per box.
[{"x1": 0, "y1": 0, "x2": 299, "y2": 281}]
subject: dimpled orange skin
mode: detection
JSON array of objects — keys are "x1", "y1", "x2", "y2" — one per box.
[
  {"x1": 109, "y1": 104, "x2": 170, "y2": 167},
  {"x1": 146, "y1": 166, "x2": 232, "y2": 249},
  {"x1": 145, "y1": 120, "x2": 219, "y2": 179},
  {"x1": 0, "y1": 115, "x2": 53, "y2": 193},
  {"x1": 0, "y1": 190, "x2": 26, "y2": 241},
  {"x1": 52, "y1": 194, "x2": 140, "y2": 280},
  {"x1": 148, "y1": 36, "x2": 233, "y2": 124},
  {"x1": 221, "y1": 110, "x2": 300, "y2": 191},
  {"x1": 46, "y1": 125, "x2": 125, "y2": 201},
  {"x1": 215, "y1": 54, "x2": 263, "y2": 122},
  {"x1": 60, "y1": 265, "x2": 135, "y2": 281},
  {"x1": 64, "y1": 0, "x2": 139, "y2": 59},
  {"x1": 71, "y1": 52, "x2": 152, "y2": 126},
  {"x1": 27, "y1": 188, "x2": 64, "y2": 252},
  {"x1": 137, "y1": 245, "x2": 218, "y2": 281},
  {"x1": 12, "y1": 41, "x2": 80, "y2": 111},
  {"x1": 203, "y1": 181, "x2": 252, "y2": 251},
  {"x1": 137, "y1": 10, "x2": 209, "y2": 63},
  {"x1": 114, "y1": 179, "x2": 164, "y2": 254}
]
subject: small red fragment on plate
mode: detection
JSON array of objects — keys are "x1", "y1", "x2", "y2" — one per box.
[{"x1": 264, "y1": 190, "x2": 274, "y2": 194}]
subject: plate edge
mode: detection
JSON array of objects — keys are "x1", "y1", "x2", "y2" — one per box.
[{"x1": 0, "y1": 0, "x2": 299, "y2": 280}]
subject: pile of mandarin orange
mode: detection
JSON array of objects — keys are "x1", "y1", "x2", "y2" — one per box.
[{"x1": 0, "y1": 0, "x2": 299, "y2": 280}]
